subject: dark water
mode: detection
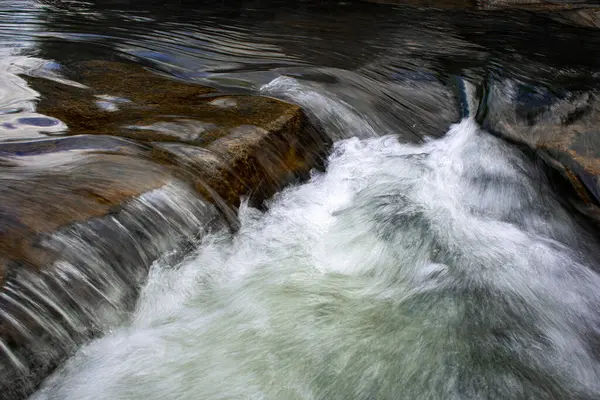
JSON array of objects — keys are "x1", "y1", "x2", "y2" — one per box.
[
  {"x1": 3, "y1": 1, "x2": 600, "y2": 399},
  {"x1": 4, "y1": 0, "x2": 600, "y2": 142}
]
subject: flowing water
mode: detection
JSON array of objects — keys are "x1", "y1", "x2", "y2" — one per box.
[
  {"x1": 29, "y1": 115, "x2": 600, "y2": 399},
  {"x1": 2, "y1": 0, "x2": 600, "y2": 399}
]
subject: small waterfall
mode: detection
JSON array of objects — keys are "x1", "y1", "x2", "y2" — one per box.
[{"x1": 1, "y1": 182, "x2": 225, "y2": 399}]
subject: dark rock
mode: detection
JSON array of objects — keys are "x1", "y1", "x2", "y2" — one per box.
[
  {"x1": 363, "y1": 0, "x2": 595, "y2": 11},
  {"x1": 478, "y1": 0, "x2": 593, "y2": 10},
  {"x1": 363, "y1": 0, "x2": 600, "y2": 31},
  {"x1": 362, "y1": 0, "x2": 478, "y2": 7}
]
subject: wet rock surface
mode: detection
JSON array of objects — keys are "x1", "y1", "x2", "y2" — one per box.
[
  {"x1": 31, "y1": 62, "x2": 306, "y2": 145},
  {"x1": 478, "y1": 78, "x2": 600, "y2": 210},
  {"x1": 0, "y1": 61, "x2": 330, "y2": 399}
]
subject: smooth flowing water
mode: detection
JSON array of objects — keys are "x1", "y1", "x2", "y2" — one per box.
[{"x1": 2, "y1": 0, "x2": 600, "y2": 399}]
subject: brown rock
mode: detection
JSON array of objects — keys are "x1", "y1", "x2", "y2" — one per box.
[
  {"x1": 73, "y1": 60, "x2": 216, "y2": 103},
  {"x1": 0, "y1": 61, "x2": 330, "y2": 399},
  {"x1": 159, "y1": 115, "x2": 329, "y2": 209},
  {"x1": 26, "y1": 60, "x2": 332, "y2": 209},
  {"x1": 0, "y1": 136, "x2": 168, "y2": 256},
  {"x1": 0, "y1": 134, "x2": 198, "y2": 399},
  {"x1": 29, "y1": 61, "x2": 312, "y2": 147}
]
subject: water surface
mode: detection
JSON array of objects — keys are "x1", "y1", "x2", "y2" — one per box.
[{"x1": 1, "y1": 1, "x2": 600, "y2": 399}]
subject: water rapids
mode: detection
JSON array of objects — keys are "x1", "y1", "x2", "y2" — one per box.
[{"x1": 31, "y1": 80, "x2": 600, "y2": 399}]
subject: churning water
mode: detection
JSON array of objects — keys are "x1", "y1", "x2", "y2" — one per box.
[{"x1": 30, "y1": 75, "x2": 600, "y2": 399}]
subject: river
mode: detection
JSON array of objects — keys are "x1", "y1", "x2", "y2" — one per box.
[{"x1": 2, "y1": 0, "x2": 600, "y2": 399}]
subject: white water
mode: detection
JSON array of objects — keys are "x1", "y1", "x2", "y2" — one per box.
[{"x1": 31, "y1": 78, "x2": 600, "y2": 398}]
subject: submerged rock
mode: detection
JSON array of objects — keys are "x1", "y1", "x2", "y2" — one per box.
[
  {"x1": 0, "y1": 61, "x2": 330, "y2": 399},
  {"x1": 29, "y1": 61, "x2": 310, "y2": 146}
]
